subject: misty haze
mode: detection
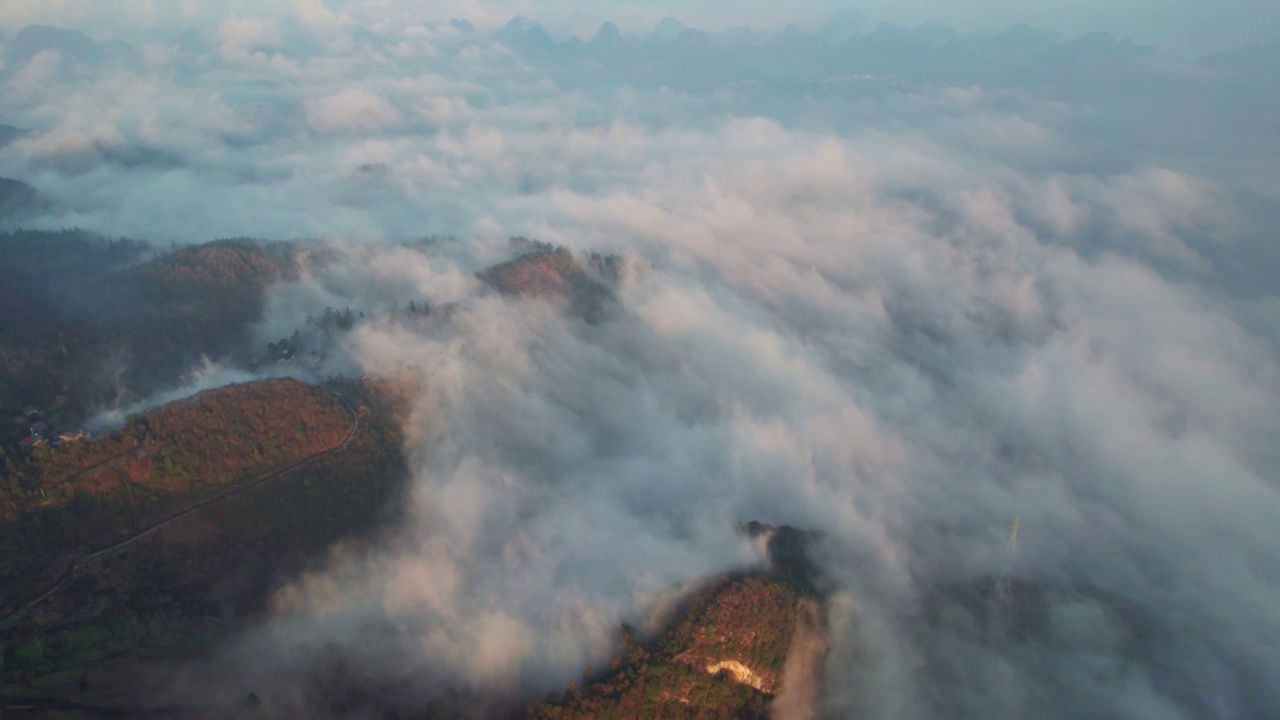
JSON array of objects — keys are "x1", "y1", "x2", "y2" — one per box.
[{"x1": 0, "y1": 1, "x2": 1278, "y2": 718}]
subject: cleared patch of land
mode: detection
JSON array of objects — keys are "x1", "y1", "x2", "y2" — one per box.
[{"x1": 529, "y1": 527, "x2": 825, "y2": 720}]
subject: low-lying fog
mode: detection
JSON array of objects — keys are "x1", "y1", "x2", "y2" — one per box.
[{"x1": 3, "y1": 2, "x2": 1278, "y2": 717}]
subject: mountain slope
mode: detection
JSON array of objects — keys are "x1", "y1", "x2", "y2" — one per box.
[
  {"x1": 0, "y1": 177, "x2": 47, "y2": 226},
  {"x1": 8, "y1": 25, "x2": 105, "y2": 67},
  {"x1": 476, "y1": 240, "x2": 619, "y2": 323},
  {"x1": 649, "y1": 17, "x2": 688, "y2": 43},
  {"x1": 1200, "y1": 37, "x2": 1280, "y2": 79},
  {"x1": 0, "y1": 125, "x2": 25, "y2": 148},
  {"x1": 0, "y1": 377, "x2": 411, "y2": 708},
  {"x1": 529, "y1": 524, "x2": 826, "y2": 719}
]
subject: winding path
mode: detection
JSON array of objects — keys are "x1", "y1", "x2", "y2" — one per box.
[
  {"x1": 1, "y1": 390, "x2": 360, "y2": 624},
  {"x1": 0, "y1": 694, "x2": 186, "y2": 717},
  {"x1": 16, "y1": 443, "x2": 139, "y2": 513}
]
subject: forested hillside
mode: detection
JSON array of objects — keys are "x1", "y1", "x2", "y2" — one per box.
[
  {"x1": 530, "y1": 525, "x2": 826, "y2": 719},
  {"x1": 0, "y1": 376, "x2": 411, "y2": 707},
  {"x1": 0, "y1": 378, "x2": 354, "y2": 615},
  {"x1": 477, "y1": 240, "x2": 620, "y2": 323},
  {"x1": 0, "y1": 232, "x2": 296, "y2": 448}
]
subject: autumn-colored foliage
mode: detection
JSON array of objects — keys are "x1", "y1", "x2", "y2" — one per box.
[
  {"x1": 132, "y1": 237, "x2": 297, "y2": 292},
  {"x1": 476, "y1": 240, "x2": 618, "y2": 323},
  {"x1": 529, "y1": 522, "x2": 827, "y2": 720},
  {"x1": 0, "y1": 378, "x2": 353, "y2": 615},
  {"x1": 480, "y1": 245, "x2": 579, "y2": 297},
  {"x1": 528, "y1": 577, "x2": 800, "y2": 719},
  {"x1": 0, "y1": 376, "x2": 410, "y2": 702},
  {"x1": 664, "y1": 577, "x2": 801, "y2": 692}
]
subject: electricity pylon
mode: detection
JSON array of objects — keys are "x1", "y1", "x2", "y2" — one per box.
[{"x1": 994, "y1": 516, "x2": 1021, "y2": 603}]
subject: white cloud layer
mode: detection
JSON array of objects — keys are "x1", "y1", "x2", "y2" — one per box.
[
  {"x1": 305, "y1": 88, "x2": 402, "y2": 132},
  {"x1": 2, "y1": 9, "x2": 1279, "y2": 719}
]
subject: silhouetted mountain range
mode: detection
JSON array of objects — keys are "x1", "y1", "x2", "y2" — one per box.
[
  {"x1": 0, "y1": 177, "x2": 48, "y2": 227},
  {"x1": 3, "y1": 16, "x2": 1272, "y2": 89},
  {"x1": 4, "y1": 23, "x2": 143, "y2": 72},
  {"x1": 650, "y1": 16, "x2": 689, "y2": 43},
  {"x1": 0, "y1": 124, "x2": 25, "y2": 148},
  {"x1": 1201, "y1": 37, "x2": 1280, "y2": 77},
  {"x1": 484, "y1": 15, "x2": 1255, "y2": 89},
  {"x1": 8, "y1": 24, "x2": 106, "y2": 67}
]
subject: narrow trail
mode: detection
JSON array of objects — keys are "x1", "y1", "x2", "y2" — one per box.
[
  {"x1": 16, "y1": 443, "x2": 139, "y2": 512},
  {"x1": 0, "y1": 694, "x2": 186, "y2": 717},
  {"x1": 1, "y1": 391, "x2": 361, "y2": 625}
]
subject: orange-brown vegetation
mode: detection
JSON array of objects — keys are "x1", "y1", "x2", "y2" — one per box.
[
  {"x1": 529, "y1": 524, "x2": 825, "y2": 719},
  {"x1": 132, "y1": 238, "x2": 297, "y2": 290},
  {"x1": 665, "y1": 577, "x2": 801, "y2": 694},
  {"x1": 0, "y1": 376, "x2": 411, "y2": 705},
  {"x1": 530, "y1": 578, "x2": 810, "y2": 719},
  {"x1": 480, "y1": 246, "x2": 579, "y2": 297},
  {"x1": 476, "y1": 242, "x2": 618, "y2": 323},
  {"x1": 0, "y1": 378, "x2": 353, "y2": 616}
]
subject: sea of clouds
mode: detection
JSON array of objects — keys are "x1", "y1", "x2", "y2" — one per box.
[{"x1": 2, "y1": 3, "x2": 1278, "y2": 717}]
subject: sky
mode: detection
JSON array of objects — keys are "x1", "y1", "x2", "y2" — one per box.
[
  {"x1": 2, "y1": 1, "x2": 1279, "y2": 717},
  {"x1": 0, "y1": 0, "x2": 1277, "y2": 54}
]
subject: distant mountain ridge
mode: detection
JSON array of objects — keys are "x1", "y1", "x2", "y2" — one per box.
[
  {"x1": 1200, "y1": 37, "x2": 1280, "y2": 77},
  {"x1": 487, "y1": 15, "x2": 1194, "y2": 87},
  {"x1": 650, "y1": 16, "x2": 688, "y2": 43},
  {"x1": 0, "y1": 124, "x2": 25, "y2": 148},
  {"x1": 8, "y1": 24, "x2": 106, "y2": 67},
  {"x1": 4, "y1": 18, "x2": 1266, "y2": 87},
  {"x1": 0, "y1": 177, "x2": 50, "y2": 227}
]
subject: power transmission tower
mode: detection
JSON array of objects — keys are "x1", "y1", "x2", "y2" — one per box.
[{"x1": 994, "y1": 516, "x2": 1021, "y2": 604}]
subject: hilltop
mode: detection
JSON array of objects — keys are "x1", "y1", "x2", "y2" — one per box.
[
  {"x1": 529, "y1": 524, "x2": 826, "y2": 719},
  {"x1": 477, "y1": 238, "x2": 622, "y2": 323},
  {"x1": 0, "y1": 230, "x2": 834, "y2": 718},
  {"x1": 0, "y1": 178, "x2": 47, "y2": 227},
  {"x1": 0, "y1": 232, "x2": 298, "y2": 448}
]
